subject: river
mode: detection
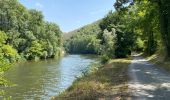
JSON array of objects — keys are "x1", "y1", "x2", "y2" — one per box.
[{"x1": 0, "y1": 55, "x2": 98, "y2": 100}]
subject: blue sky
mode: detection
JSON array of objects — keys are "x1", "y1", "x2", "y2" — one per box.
[{"x1": 19, "y1": 0, "x2": 115, "y2": 32}]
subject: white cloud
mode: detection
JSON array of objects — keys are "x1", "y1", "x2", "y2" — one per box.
[{"x1": 35, "y1": 2, "x2": 43, "y2": 8}]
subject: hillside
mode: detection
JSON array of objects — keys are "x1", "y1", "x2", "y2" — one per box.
[{"x1": 63, "y1": 20, "x2": 102, "y2": 40}]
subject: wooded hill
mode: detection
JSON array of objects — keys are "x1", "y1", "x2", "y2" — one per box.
[
  {"x1": 64, "y1": 0, "x2": 170, "y2": 62},
  {"x1": 63, "y1": 20, "x2": 101, "y2": 40}
]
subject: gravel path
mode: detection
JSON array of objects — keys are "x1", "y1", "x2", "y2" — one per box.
[{"x1": 128, "y1": 56, "x2": 170, "y2": 100}]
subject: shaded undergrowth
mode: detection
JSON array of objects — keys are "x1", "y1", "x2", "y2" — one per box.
[
  {"x1": 147, "y1": 54, "x2": 170, "y2": 73},
  {"x1": 146, "y1": 44, "x2": 170, "y2": 72}
]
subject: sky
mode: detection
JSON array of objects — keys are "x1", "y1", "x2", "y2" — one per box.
[{"x1": 19, "y1": 0, "x2": 115, "y2": 32}]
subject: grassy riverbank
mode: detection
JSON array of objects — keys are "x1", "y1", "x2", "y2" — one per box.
[{"x1": 51, "y1": 58, "x2": 131, "y2": 100}]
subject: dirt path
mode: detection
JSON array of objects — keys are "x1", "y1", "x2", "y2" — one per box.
[{"x1": 128, "y1": 56, "x2": 170, "y2": 100}]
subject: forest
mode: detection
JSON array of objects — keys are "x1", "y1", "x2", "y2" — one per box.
[
  {"x1": 0, "y1": 0, "x2": 62, "y2": 72},
  {"x1": 65, "y1": 0, "x2": 170, "y2": 61}
]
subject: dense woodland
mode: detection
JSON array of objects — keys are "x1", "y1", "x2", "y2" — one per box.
[
  {"x1": 64, "y1": 0, "x2": 170, "y2": 62},
  {"x1": 64, "y1": 21, "x2": 102, "y2": 54},
  {"x1": 0, "y1": 0, "x2": 62, "y2": 73}
]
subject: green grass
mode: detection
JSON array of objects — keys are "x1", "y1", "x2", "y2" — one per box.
[
  {"x1": 147, "y1": 54, "x2": 170, "y2": 72},
  {"x1": 147, "y1": 44, "x2": 170, "y2": 72},
  {"x1": 51, "y1": 58, "x2": 131, "y2": 100}
]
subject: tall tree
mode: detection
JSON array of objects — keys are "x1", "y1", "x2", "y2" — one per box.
[{"x1": 114, "y1": 0, "x2": 170, "y2": 57}]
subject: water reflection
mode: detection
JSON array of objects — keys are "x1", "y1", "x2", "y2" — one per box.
[{"x1": 0, "y1": 55, "x2": 97, "y2": 100}]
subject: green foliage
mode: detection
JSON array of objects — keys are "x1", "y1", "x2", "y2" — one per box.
[
  {"x1": 1, "y1": 45, "x2": 19, "y2": 62},
  {"x1": 0, "y1": 0, "x2": 63, "y2": 88},
  {"x1": 99, "y1": 11, "x2": 136, "y2": 58},
  {"x1": 64, "y1": 21, "x2": 102, "y2": 54},
  {"x1": 65, "y1": 11, "x2": 135, "y2": 59},
  {"x1": 0, "y1": 1, "x2": 63, "y2": 96},
  {"x1": 114, "y1": 31, "x2": 135, "y2": 58},
  {"x1": 0, "y1": 31, "x2": 7, "y2": 46},
  {"x1": 135, "y1": 38, "x2": 144, "y2": 51},
  {"x1": 64, "y1": 0, "x2": 167, "y2": 60},
  {"x1": 64, "y1": 21, "x2": 102, "y2": 40},
  {"x1": 101, "y1": 29, "x2": 116, "y2": 58},
  {"x1": 101, "y1": 55, "x2": 110, "y2": 63},
  {"x1": 0, "y1": 31, "x2": 19, "y2": 62},
  {"x1": 65, "y1": 34, "x2": 101, "y2": 54},
  {"x1": 114, "y1": 0, "x2": 170, "y2": 57},
  {"x1": 0, "y1": 0, "x2": 62, "y2": 62},
  {"x1": 26, "y1": 41, "x2": 43, "y2": 60}
]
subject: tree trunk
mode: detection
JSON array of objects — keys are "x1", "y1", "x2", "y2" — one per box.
[
  {"x1": 158, "y1": 1, "x2": 170, "y2": 57},
  {"x1": 147, "y1": 31, "x2": 154, "y2": 56}
]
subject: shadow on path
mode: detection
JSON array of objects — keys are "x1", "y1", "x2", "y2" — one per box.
[{"x1": 128, "y1": 56, "x2": 170, "y2": 100}]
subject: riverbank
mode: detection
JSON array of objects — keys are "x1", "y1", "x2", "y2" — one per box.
[
  {"x1": 51, "y1": 58, "x2": 132, "y2": 100},
  {"x1": 1, "y1": 55, "x2": 98, "y2": 100}
]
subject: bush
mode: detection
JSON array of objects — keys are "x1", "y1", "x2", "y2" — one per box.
[{"x1": 101, "y1": 55, "x2": 110, "y2": 63}]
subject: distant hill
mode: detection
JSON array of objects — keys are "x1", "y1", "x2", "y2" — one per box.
[{"x1": 63, "y1": 20, "x2": 102, "y2": 40}]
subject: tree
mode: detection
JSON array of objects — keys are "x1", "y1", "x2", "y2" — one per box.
[
  {"x1": 0, "y1": 0, "x2": 63, "y2": 61},
  {"x1": 0, "y1": 31, "x2": 7, "y2": 46},
  {"x1": 64, "y1": 21, "x2": 102, "y2": 54},
  {"x1": 26, "y1": 40, "x2": 42, "y2": 60},
  {"x1": 2, "y1": 45, "x2": 19, "y2": 62},
  {"x1": 99, "y1": 10, "x2": 136, "y2": 58},
  {"x1": 101, "y1": 29, "x2": 116, "y2": 58},
  {"x1": 114, "y1": 0, "x2": 170, "y2": 57}
]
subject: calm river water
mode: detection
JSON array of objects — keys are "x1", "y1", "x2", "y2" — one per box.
[{"x1": 0, "y1": 55, "x2": 98, "y2": 100}]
